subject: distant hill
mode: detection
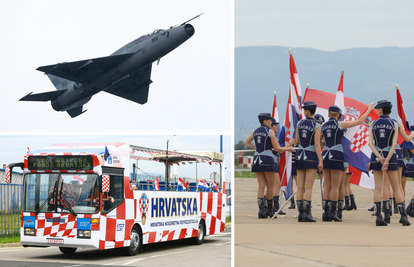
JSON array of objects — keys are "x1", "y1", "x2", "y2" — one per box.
[{"x1": 235, "y1": 46, "x2": 414, "y2": 144}]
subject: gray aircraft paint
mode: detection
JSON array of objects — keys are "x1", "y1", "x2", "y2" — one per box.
[{"x1": 20, "y1": 16, "x2": 199, "y2": 118}]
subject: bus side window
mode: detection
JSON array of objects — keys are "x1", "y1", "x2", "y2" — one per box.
[{"x1": 102, "y1": 175, "x2": 124, "y2": 213}]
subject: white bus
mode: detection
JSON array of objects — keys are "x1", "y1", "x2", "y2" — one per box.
[{"x1": 5, "y1": 142, "x2": 227, "y2": 255}]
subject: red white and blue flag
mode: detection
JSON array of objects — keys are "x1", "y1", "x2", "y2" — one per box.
[
  {"x1": 303, "y1": 89, "x2": 378, "y2": 189},
  {"x1": 154, "y1": 176, "x2": 160, "y2": 191},
  {"x1": 213, "y1": 180, "x2": 219, "y2": 192},
  {"x1": 397, "y1": 87, "x2": 414, "y2": 150},
  {"x1": 198, "y1": 179, "x2": 209, "y2": 191},
  {"x1": 278, "y1": 49, "x2": 303, "y2": 199},
  {"x1": 178, "y1": 177, "x2": 187, "y2": 190},
  {"x1": 272, "y1": 91, "x2": 280, "y2": 123},
  {"x1": 334, "y1": 70, "x2": 345, "y2": 121}
]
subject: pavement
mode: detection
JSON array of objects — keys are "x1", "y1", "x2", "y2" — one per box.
[{"x1": 235, "y1": 177, "x2": 414, "y2": 267}]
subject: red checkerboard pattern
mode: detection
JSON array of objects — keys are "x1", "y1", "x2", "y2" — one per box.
[
  {"x1": 200, "y1": 192, "x2": 226, "y2": 236},
  {"x1": 48, "y1": 183, "x2": 77, "y2": 208},
  {"x1": 351, "y1": 125, "x2": 369, "y2": 152},
  {"x1": 5, "y1": 168, "x2": 10, "y2": 183},
  {"x1": 102, "y1": 175, "x2": 110, "y2": 192}
]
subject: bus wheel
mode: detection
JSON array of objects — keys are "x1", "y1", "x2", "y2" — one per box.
[
  {"x1": 59, "y1": 247, "x2": 77, "y2": 254},
  {"x1": 192, "y1": 220, "x2": 205, "y2": 245},
  {"x1": 123, "y1": 226, "x2": 142, "y2": 256}
]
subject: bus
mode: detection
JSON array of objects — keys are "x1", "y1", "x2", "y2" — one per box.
[{"x1": 5, "y1": 142, "x2": 227, "y2": 256}]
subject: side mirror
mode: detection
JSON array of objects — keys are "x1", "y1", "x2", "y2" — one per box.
[
  {"x1": 102, "y1": 175, "x2": 110, "y2": 192},
  {"x1": 5, "y1": 162, "x2": 24, "y2": 184}
]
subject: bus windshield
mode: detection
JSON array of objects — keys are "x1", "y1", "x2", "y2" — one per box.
[{"x1": 22, "y1": 173, "x2": 100, "y2": 214}]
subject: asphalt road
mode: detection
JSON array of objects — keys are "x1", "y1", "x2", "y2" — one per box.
[{"x1": 0, "y1": 227, "x2": 231, "y2": 267}]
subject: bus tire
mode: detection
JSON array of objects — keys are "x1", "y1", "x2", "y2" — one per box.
[
  {"x1": 59, "y1": 247, "x2": 77, "y2": 254},
  {"x1": 192, "y1": 220, "x2": 205, "y2": 245},
  {"x1": 123, "y1": 225, "x2": 142, "y2": 256}
]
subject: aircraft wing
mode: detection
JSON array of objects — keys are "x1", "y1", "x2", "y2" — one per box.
[
  {"x1": 20, "y1": 89, "x2": 68, "y2": 101},
  {"x1": 37, "y1": 53, "x2": 134, "y2": 83},
  {"x1": 104, "y1": 64, "x2": 152, "y2": 104}
]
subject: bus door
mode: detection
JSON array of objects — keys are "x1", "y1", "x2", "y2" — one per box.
[{"x1": 100, "y1": 167, "x2": 128, "y2": 247}]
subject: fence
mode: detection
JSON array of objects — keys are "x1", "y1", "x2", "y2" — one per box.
[{"x1": 0, "y1": 183, "x2": 22, "y2": 237}]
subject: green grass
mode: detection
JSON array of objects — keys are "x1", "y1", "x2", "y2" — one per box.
[
  {"x1": 226, "y1": 217, "x2": 231, "y2": 224},
  {"x1": 0, "y1": 236, "x2": 20, "y2": 244},
  {"x1": 0, "y1": 212, "x2": 21, "y2": 238},
  {"x1": 235, "y1": 171, "x2": 256, "y2": 178}
]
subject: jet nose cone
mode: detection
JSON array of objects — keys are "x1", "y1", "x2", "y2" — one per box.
[{"x1": 184, "y1": 24, "x2": 195, "y2": 36}]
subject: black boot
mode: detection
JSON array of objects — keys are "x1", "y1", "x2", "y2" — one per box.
[
  {"x1": 302, "y1": 200, "x2": 316, "y2": 222},
  {"x1": 350, "y1": 194, "x2": 357, "y2": 210},
  {"x1": 273, "y1": 196, "x2": 286, "y2": 215},
  {"x1": 337, "y1": 199, "x2": 344, "y2": 219},
  {"x1": 375, "y1": 201, "x2": 387, "y2": 226},
  {"x1": 388, "y1": 198, "x2": 393, "y2": 216},
  {"x1": 329, "y1": 200, "x2": 342, "y2": 222},
  {"x1": 288, "y1": 197, "x2": 296, "y2": 209},
  {"x1": 383, "y1": 200, "x2": 391, "y2": 224},
  {"x1": 297, "y1": 200, "x2": 304, "y2": 222},
  {"x1": 398, "y1": 202, "x2": 410, "y2": 226},
  {"x1": 392, "y1": 197, "x2": 398, "y2": 214},
  {"x1": 407, "y1": 199, "x2": 414, "y2": 217},
  {"x1": 368, "y1": 205, "x2": 374, "y2": 211},
  {"x1": 322, "y1": 199, "x2": 329, "y2": 221},
  {"x1": 344, "y1": 196, "x2": 350, "y2": 210},
  {"x1": 258, "y1": 198, "x2": 267, "y2": 219},
  {"x1": 266, "y1": 199, "x2": 275, "y2": 218}
]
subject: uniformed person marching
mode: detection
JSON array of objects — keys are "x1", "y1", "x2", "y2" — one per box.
[
  {"x1": 244, "y1": 113, "x2": 293, "y2": 218},
  {"x1": 321, "y1": 104, "x2": 374, "y2": 222},
  {"x1": 289, "y1": 101, "x2": 323, "y2": 222},
  {"x1": 368, "y1": 100, "x2": 410, "y2": 226}
]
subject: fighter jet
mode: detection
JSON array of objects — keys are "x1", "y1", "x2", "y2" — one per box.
[{"x1": 20, "y1": 14, "x2": 201, "y2": 118}]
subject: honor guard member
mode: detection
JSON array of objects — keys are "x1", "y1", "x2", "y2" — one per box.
[
  {"x1": 390, "y1": 118, "x2": 414, "y2": 214},
  {"x1": 403, "y1": 125, "x2": 414, "y2": 217},
  {"x1": 244, "y1": 113, "x2": 293, "y2": 218},
  {"x1": 269, "y1": 119, "x2": 287, "y2": 215},
  {"x1": 368, "y1": 100, "x2": 410, "y2": 226},
  {"x1": 321, "y1": 104, "x2": 374, "y2": 222},
  {"x1": 289, "y1": 101, "x2": 323, "y2": 222}
]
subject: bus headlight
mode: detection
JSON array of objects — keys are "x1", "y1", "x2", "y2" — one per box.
[
  {"x1": 77, "y1": 230, "x2": 91, "y2": 239},
  {"x1": 24, "y1": 228, "x2": 35, "y2": 236}
]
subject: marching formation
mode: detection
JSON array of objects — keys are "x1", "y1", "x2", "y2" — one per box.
[{"x1": 243, "y1": 49, "x2": 414, "y2": 227}]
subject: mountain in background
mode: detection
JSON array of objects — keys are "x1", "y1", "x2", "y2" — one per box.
[{"x1": 235, "y1": 46, "x2": 414, "y2": 144}]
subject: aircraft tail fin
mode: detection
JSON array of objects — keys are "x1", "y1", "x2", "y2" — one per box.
[
  {"x1": 46, "y1": 74, "x2": 74, "y2": 90},
  {"x1": 67, "y1": 106, "x2": 87, "y2": 118},
  {"x1": 20, "y1": 89, "x2": 68, "y2": 102}
]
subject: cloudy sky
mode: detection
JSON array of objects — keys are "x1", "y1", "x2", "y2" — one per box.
[
  {"x1": 0, "y1": 0, "x2": 232, "y2": 133},
  {"x1": 236, "y1": 0, "x2": 414, "y2": 51},
  {"x1": 0, "y1": 134, "x2": 231, "y2": 181}
]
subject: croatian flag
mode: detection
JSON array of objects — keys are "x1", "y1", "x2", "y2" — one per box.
[
  {"x1": 272, "y1": 91, "x2": 280, "y2": 139},
  {"x1": 396, "y1": 86, "x2": 414, "y2": 150},
  {"x1": 334, "y1": 70, "x2": 345, "y2": 121},
  {"x1": 213, "y1": 180, "x2": 219, "y2": 192},
  {"x1": 178, "y1": 178, "x2": 187, "y2": 190},
  {"x1": 277, "y1": 48, "x2": 303, "y2": 199},
  {"x1": 154, "y1": 176, "x2": 160, "y2": 191},
  {"x1": 303, "y1": 89, "x2": 378, "y2": 189},
  {"x1": 198, "y1": 180, "x2": 209, "y2": 191}
]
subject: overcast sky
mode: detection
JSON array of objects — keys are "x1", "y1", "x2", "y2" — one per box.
[
  {"x1": 0, "y1": 134, "x2": 231, "y2": 181},
  {"x1": 236, "y1": 0, "x2": 414, "y2": 51},
  {"x1": 0, "y1": 0, "x2": 232, "y2": 133}
]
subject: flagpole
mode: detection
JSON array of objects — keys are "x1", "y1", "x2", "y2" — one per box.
[{"x1": 272, "y1": 190, "x2": 297, "y2": 219}]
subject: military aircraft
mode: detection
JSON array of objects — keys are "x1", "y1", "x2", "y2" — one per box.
[{"x1": 20, "y1": 14, "x2": 202, "y2": 118}]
